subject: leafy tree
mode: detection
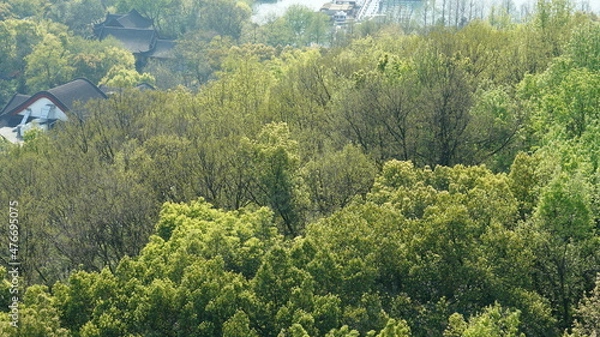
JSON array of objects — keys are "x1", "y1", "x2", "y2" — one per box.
[
  {"x1": 3, "y1": 7, "x2": 600, "y2": 337},
  {"x1": 243, "y1": 123, "x2": 307, "y2": 236},
  {"x1": 534, "y1": 0, "x2": 574, "y2": 57},
  {"x1": 336, "y1": 59, "x2": 419, "y2": 163},
  {"x1": 281, "y1": 5, "x2": 332, "y2": 47},
  {"x1": 46, "y1": 0, "x2": 105, "y2": 36},
  {"x1": 531, "y1": 61, "x2": 600, "y2": 140},
  {"x1": 566, "y1": 20, "x2": 600, "y2": 71},
  {"x1": 0, "y1": 285, "x2": 71, "y2": 337},
  {"x1": 301, "y1": 145, "x2": 377, "y2": 216},
  {"x1": 536, "y1": 173, "x2": 593, "y2": 242},
  {"x1": 223, "y1": 310, "x2": 260, "y2": 337},
  {"x1": 306, "y1": 11, "x2": 331, "y2": 46},
  {"x1": 269, "y1": 48, "x2": 341, "y2": 157},
  {"x1": 24, "y1": 33, "x2": 74, "y2": 92},
  {"x1": 172, "y1": 32, "x2": 235, "y2": 87},
  {"x1": 334, "y1": 25, "x2": 523, "y2": 168},
  {"x1": 445, "y1": 303, "x2": 525, "y2": 337},
  {"x1": 410, "y1": 38, "x2": 475, "y2": 166},
  {"x1": 288, "y1": 324, "x2": 311, "y2": 337},
  {"x1": 0, "y1": 3, "x2": 14, "y2": 20},
  {"x1": 0, "y1": 19, "x2": 46, "y2": 100},
  {"x1": 196, "y1": 0, "x2": 252, "y2": 40},
  {"x1": 325, "y1": 325, "x2": 361, "y2": 337},
  {"x1": 376, "y1": 319, "x2": 412, "y2": 337},
  {"x1": 5, "y1": 0, "x2": 49, "y2": 19},
  {"x1": 464, "y1": 86, "x2": 522, "y2": 169},
  {"x1": 283, "y1": 5, "x2": 314, "y2": 45},
  {"x1": 69, "y1": 37, "x2": 138, "y2": 86},
  {"x1": 1, "y1": 19, "x2": 136, "y2": 101},
  {"x1": 248, "y1": 6, "x2": 332, "y2": 47},
  {"x1": 570, "y1": 274, "x2": 600, "y2": 337},
  {"x1": 50, "y1": 199, "x2": 281, "y2": 336},
  {"x1": 99, "y1": 65, "x2": 155, "y2": 90},
  {"x1": 508, "y1": 152, "x2": 542, "y2": 220},
  {"x1": 532, "y1": 172, "x2": 597, "y2": 330}
]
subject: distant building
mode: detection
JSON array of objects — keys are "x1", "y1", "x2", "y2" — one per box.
[
  {"x1": 0, "y1": 78, "x2": 107, "y2": 143},
  {"x1": 334, "y1": 0, "x2": 357, "y2": 6},
  {"x1": 320, "y1": 0, "x2": 359, "y2": 27},
  {"x1": 321, "y1": 2, "x2": 357, "y2": 17},
  {"x1": 94, "y1": 8, "x2": 153, "y2": 31},
  {"x1": 333, "y1": 11, "x2": 349, "y2": 25},
  {"x1": 93, "y1": 9, "x2": 176, "y2": 70}
]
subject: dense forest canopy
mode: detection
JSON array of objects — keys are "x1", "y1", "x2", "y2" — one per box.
[{"x1": 0, "y1": 0, "x2": 600, "y2": 336}]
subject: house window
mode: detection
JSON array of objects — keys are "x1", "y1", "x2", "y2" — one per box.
[{"x1": 40, "y1": 104, "x2": 56, "y2": 120}]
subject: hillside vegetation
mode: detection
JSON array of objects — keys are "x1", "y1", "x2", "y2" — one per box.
[{"x1": 0, "y1": 0, "x2": 599, "y2": 336}]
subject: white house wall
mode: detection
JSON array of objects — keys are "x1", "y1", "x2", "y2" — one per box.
[{"x1": 17, "y1": 97, "x2": 68, "y2": 121}]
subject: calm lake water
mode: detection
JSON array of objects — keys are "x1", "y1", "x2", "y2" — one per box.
[{"x1": 251, "y1": 0, "x2": 600, "y2": 24}]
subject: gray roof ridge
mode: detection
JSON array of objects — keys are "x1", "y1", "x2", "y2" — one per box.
[
  {"x1": 47, "y1": 78, "x2": 108, "y2": 99},
  {"x1": 1, "y1": 78, "x2": 107, "y2": 117}
]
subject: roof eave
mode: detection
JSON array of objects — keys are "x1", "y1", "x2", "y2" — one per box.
[{"x1": 0, "y1": 94, "x2": 31, "y2": 117}]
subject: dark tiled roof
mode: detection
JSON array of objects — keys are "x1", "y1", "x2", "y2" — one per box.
[
  {"x1": 99, "y1": 27, "x2": 156, "y2": 53},
  {"x1": 99, "y1": 9, "x2": 153, "y2": 29},
  {"x1": 1, "y1": 94, "x2": 30, "y2": 116},
  {"x1": 0, "y1": 78, "x2": 107, "y2": 119},
  {"x1": 136, "y1": 83, "x2": 156, "y2": 91},
  {"x1": 117, "y1": 9, "x2": 153, "y2": 29},
  {"x1": 93, "y1": 9, "x2": 174, "y2": 62},
  {"x1": 151, "y1": 39, "x2": 177, "y2": 59},
  {"x1": 104, "y1": 14, "x2": 124, "y2": 27},
  {"x1": 46, "y1": 78, "x2": 108, "y2": 111}
]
